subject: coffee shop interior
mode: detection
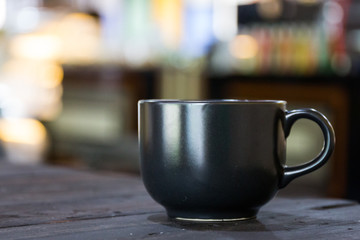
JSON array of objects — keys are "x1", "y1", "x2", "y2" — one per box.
[{"x1": 0, "y1": 0, "x2": 359, "y2": 202}]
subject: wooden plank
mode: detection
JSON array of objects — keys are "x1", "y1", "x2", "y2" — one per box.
[
  {"x1": 0, "y1": 162, "x2": 359, "y2": 239},
  {"x1": 0, "y1": 162, "x2": 161, "y2": 228},
  {"x1": 0, "y1": 198, "x2": 359, "y2": 240}
]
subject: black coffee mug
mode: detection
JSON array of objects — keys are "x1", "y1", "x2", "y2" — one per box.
[{"x1": 138, "y1": 100, "x2": 335, "y2": 221}]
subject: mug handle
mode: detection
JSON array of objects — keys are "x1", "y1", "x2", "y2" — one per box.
[{"x1": 279, "y1": 108, "x2": 335, "y2": 188}]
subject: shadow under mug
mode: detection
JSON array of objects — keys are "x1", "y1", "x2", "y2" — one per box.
[{"x1": 138, "y1": 100, "x2": 335, "y2": 222}]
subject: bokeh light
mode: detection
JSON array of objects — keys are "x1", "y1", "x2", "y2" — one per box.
[{"x1": 230, "y1": 34, "x2": 259, "y2": 59}]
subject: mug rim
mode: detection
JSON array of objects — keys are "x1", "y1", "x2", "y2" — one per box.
[{"x1": 139, "y1": 99, "x2": 287, "y2": 105}]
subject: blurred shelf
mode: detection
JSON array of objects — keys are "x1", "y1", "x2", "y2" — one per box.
[{"x1": 45, "y1": 65, "x2": 159, "y2": 173}]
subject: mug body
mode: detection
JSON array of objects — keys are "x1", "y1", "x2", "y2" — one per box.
[{"x1": 138, "y1": 100, "x2": 287, "y2": 221}]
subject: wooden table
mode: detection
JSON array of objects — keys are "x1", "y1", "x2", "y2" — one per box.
[{"x1": 0, "y1": 161, "x2": 359, "y2": 240}]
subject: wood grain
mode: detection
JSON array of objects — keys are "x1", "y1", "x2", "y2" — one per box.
[{"x1": 0, "y1": 161, "x2": 359, "y2": 239}]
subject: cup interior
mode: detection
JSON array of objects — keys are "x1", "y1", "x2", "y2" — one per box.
[{"x1": 138, "y1": 99, "x2": 286, "y2": 105}]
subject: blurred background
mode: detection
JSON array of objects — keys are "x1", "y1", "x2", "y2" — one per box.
[{"x1": 0, "y1": 0, "x2": 359, "y2": 201}]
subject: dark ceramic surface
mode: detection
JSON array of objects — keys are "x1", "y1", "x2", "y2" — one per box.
[{"x1": 138, "y1": 100, "x2": 335, "y2": 221}]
